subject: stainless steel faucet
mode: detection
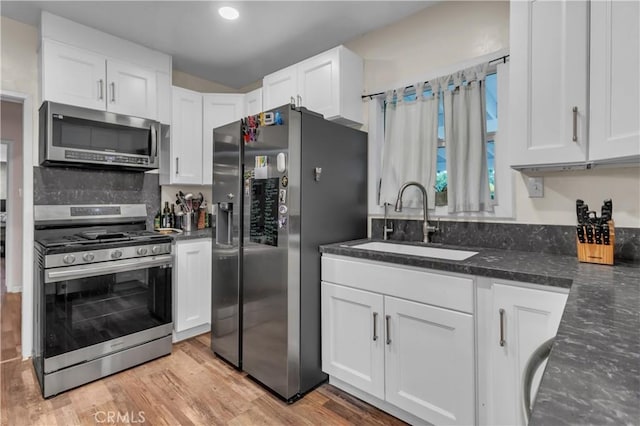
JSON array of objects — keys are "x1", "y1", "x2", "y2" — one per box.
[{"x1": 394, "y1": 181, "x2": 439, "y2": 243}]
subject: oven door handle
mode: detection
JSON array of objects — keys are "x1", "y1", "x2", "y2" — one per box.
[{"x1": 45, "y1": 255, "x2": 173, "y2": 283}]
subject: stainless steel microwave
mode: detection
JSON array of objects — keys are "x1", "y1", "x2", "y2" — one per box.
[{"x1": 39, "y1": 101, "x2": 160, "y2": 171}]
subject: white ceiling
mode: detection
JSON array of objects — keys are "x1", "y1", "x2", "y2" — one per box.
[{"x1": 1, "y1": 1, "x2": 435, "y2": 89}]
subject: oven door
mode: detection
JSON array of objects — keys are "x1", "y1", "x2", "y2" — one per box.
[{"x1": 42, "y1": 255, "x2": 172, "y2": 373}]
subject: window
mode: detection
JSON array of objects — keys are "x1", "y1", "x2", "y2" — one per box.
[
  {"x1": 394, "y1": 73, "x2": 498, "y2": 200},
  {"x1": 369, "y1": 58, "x2": 512, "y2": 219}
]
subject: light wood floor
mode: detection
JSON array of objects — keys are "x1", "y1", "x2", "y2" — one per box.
[
  {"x1": 0, "y1": 292, "x2": 21, "y2": 363},
  {"x1": 0, "y1": 295, "x2": 405, "y2": 426}
]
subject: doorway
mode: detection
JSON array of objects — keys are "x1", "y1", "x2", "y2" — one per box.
[{"x1": 0, "y1": 99, "x2": 24, "y2": 362}]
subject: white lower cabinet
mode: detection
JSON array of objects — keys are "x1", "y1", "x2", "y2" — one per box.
[
  {"x1": 321, "y1": 283, "x2": 385, "y2": 399},
  {"x1": 321, "y1": 255, "x2": 475, "y2": 426},
  {"x1": 173, "y1": 239, "x2": 212, "y2": 341},
  {"x1": 477, "y1": 278, "x2": 568, "y2": 426},
  {"x1": 385, "y1": 296, "x2": 474, "y2": 425}
]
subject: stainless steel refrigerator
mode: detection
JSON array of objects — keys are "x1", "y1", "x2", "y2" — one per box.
[{"x1": 211, "y1": 105, "x2": 367, "y2": 401}]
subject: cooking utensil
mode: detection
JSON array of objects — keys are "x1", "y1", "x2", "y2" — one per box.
[{"x1": 576, "y1": 225, "x2": 585, "y2": 243}]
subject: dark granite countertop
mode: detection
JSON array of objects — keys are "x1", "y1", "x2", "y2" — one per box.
[
  {"x1": 320, "y1": 239, "x2": 640, "y2": 425},
  {"x1": 170, "y1": 228, "x2": 213, "y2": 241}
]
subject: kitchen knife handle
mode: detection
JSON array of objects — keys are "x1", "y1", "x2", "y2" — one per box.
[
  {"x1": 385, "y1": 315, "x2": 391, "y2": 345},
  {"x1": 499, "y1": 308, "x2": 506, "y2": 347},
  {"x1": 98, "y1": 79, "x2": 104, "y2": 100},
  {"x1": 572, "y1": 106, "x2": 578, "y2": 142},
  {"x1": 373, "y1": 312, "x2": 378, "y2": 341}
]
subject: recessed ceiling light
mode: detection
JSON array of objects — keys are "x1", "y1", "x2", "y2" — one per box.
[{"x1": 219, "y1": 6, "x2": 239, "y2": 20}]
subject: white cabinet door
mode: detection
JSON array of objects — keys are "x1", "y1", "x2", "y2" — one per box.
[
  {"x1": 106, "y1": 59, "x2": 157, "y2": 119},
  {"x1": 490, "y1": 283, "x2": 568, "y2": 426},
  {"x1": 245, "y1": 88, "x2": 263, "y2": 116},
  {"x1": 297, "y1": 49, "x2": 339, "y2": 119},
  {"x1": 262, "y1": 64, "x2": 297, "y2": 111},
  {"x1": 174, "y1": 240, "x2": 212, "y2": 333},
  {"x1": 42, "y1": 39, "x2": 106, "y2": 111},
  {"x1": 384, "y1": 296, "x2": 475, "y2": 426},
  {"x1": 510, "y1": 0, "x2": 588, "y2": 166},
  {"x1": 202, "y1": 94, "x2": 245, "y2": 185},
  {"x1": 171, "y1": 87, "x2": 203, "y2": 184},
  {"x1": 321, "y1": 282, "x2": 385, "y2": 400},
  {"x1": 589, "y1": 0, "x2": 640, "y2": 162},
  {"x1": 297, "y1": 46, "x2": 363, "y2": 125}
]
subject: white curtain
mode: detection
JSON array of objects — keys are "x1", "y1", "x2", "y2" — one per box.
[
  {"x1": 443, "y1": 66, "x2": 493, "y2": 213},
  {"x1": 379, "y1": 83, "x2": 439, "y2": 209}
]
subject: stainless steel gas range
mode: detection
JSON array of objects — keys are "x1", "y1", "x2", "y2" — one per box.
[{"x1": 33, "y1": 204, "x2": 173, "y2": 398}]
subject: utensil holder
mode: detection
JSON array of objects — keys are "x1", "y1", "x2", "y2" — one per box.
[
  {"x1": 576, "y1": 220, "x2": 615, "y2": 265},
  {"x1": 182, "y1": 212, "x2": 197, "y2": 232}
]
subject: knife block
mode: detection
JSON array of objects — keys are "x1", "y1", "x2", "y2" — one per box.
[{"x1": 576, "y1": 221, "x2": 615, "y2": 265}]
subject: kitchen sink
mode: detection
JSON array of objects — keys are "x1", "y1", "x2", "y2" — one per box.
[{"x1": 349, "y1": 241, "x2": 478, "y2": 261}]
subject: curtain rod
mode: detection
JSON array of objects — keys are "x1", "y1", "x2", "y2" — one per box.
[{"x1": 361, "y1": 54, "x2": 510, "y2": 100}]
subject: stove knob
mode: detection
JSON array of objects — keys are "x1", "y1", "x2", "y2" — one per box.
[
  {"x1": 63, "y1": 254, "x2": 76, "y2": 264},
  {"x1": 151, "y1": 246, "x2": 160, "y2": 254},
  {"x1": 137, "y1": 247, "x2": 148, "y2": 256},
  {"x1": 111, "y1": 250, "x2": 123, "y2": 259},
  {"x1": 83, "y1": 253, "x2": 95, "y2": 262}
]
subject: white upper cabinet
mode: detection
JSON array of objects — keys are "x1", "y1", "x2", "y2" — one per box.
[
  {"x1": 510, "y1": 0, "x2": 589, "y2": 167},
  {"x1": 202, "y1": 94, "x2": 245, "y2": 185},
  {"x1": 40, "y1": 13, "x2": 171, "y2": 122},
  {"x1": 244, "y1": 88, "x2": 263, "y2": 117},
  {"x1": 42, "y1": 40, "x2": 158, "y2": 120},
  {"x1": 263, "y1": 65, "x2": 298, "y2": 111},
  {"x1": 42, "y1": 39, "x2": 107, "y2": 111},
  {"x1": 169, "y1": 87, "x2": 203, "y2": 185},
  {"x1": 263, "y1": 45, "x2": 363, "y2": 126},
  {"x1": 589, "y1": 0, "x2": 640, "y2": 162},
  {"x1": 106, "y1": 59, "x2": 157, "y2": 119}
]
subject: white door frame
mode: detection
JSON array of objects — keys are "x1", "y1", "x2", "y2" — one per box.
[
  {"x1": 1, "y1": 140, "x2": 14, "y2": 294},
  {"x1": 1, "y1": 90, "x2": 34, "y2": 360}
]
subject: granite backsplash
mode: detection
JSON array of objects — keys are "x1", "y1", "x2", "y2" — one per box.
[
  {"x1": 371, "y1": 218, "x2": 640, "y2": 262},
  {"x1": 34, "y1": 166, "x2": 160, "y2": 229}
]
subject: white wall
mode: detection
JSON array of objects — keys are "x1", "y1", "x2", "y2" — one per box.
[{"x1": 345, "y1": 1, "x2": 639, "y2": 228}]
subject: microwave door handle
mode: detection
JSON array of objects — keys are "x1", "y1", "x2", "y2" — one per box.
[{"x1": 151, "y1": 125, "x2": 158, "y2": 157}]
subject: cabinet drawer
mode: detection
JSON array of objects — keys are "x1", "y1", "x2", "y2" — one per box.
[{"x1": 322, "y1": 255, "x2": 474, "y2": 313}]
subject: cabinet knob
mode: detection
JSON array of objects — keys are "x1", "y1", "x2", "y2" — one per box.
[{"x1": 82, "y1": 253, "x2": 95, "y2": 262}]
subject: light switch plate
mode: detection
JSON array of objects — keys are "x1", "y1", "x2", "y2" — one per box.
[{"x1": 527, "y1": 176, "x2": 544, "y2": 198}]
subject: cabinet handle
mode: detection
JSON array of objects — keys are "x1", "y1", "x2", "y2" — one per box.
[
  {"x1": 175, "y1": 157, "x2": 179, "y2": 175},
  {"x1": 385, "y1": 315, "x2": 391, "y2": 345},
  {"x1": 499, "y1": 308, "x2": 506, "y2": 347},
  {"x1": 110, "y1": 82, "x2": 116, "y2": 103},
  {"x1": 572, "y1": 106, "x2": 578, "y2": 142},
  {"x1": 98, "y1": 79, "x2": 104, "y2": 100},
  {"x1": 372, "y1": 312, "x2": 378, "y2": 341}
]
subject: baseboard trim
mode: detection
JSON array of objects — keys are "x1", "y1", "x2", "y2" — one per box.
[{"x1": 172, "y1": 323, "x2": 211, "y2": 343}]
